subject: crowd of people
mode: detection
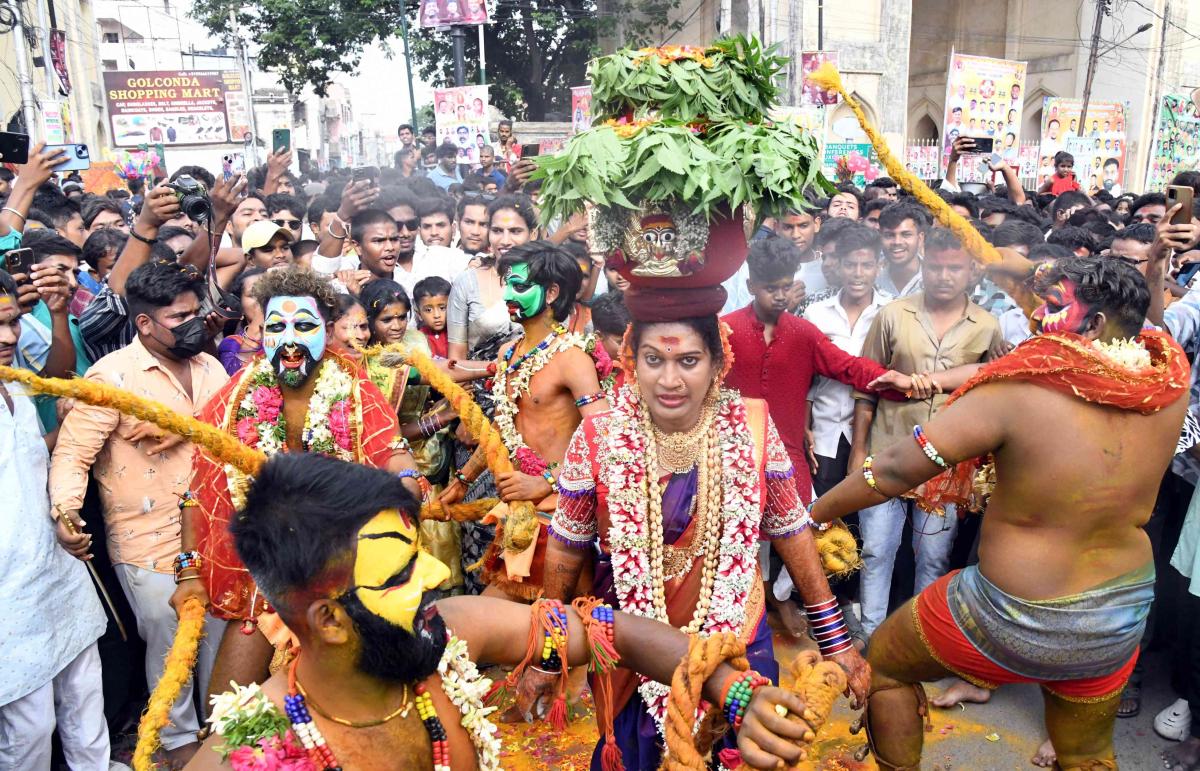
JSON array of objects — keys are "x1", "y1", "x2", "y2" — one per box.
[{"x1": 2, "y1": 107, "x2": 1200, "y2": 771}]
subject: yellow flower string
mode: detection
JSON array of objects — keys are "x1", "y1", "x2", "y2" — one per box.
[
  {"x1": 133, "y1": 597, "x2": 206, "y2": 771},
  {"x1": 815, "y1": 521, "x2": 862, "y2": 578},
  {"x1": 358, "y1": 344, "x2": 540, "y2": 552},
  {"x1": 806, "y1": 62, "x2": 1004, "y2": 268},
  {"x1": 0, "y1": 366, "x2": 265, "y2": 474}
]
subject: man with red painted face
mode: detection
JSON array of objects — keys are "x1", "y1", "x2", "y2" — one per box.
[
  {"x1": 439, "y1": 241, "x2": 609, "y2": 602},
  {"x1": 177, "y1": 268, "x2": 423, "y2": 701},
  {"x1": 741, "y1": 256, "x2": 1190, "y2": 771}
]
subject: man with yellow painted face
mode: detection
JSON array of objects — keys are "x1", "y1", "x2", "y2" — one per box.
[
  {"x1": 439, "y1": 241, "x2": 610, "y2": 601},
  {"x1": 178, "y1": 267, "x2": 424, "y2": 701},
  {"x1": 187, "y1": 453, "x2": 764, "y2": 771}
]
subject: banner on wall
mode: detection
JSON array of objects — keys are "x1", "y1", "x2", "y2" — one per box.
[
  {"x1": 823, "y1": 142, "x2": 883, "y2": 188},
  {"x1": 800, "y1": 52, "x2": 839, "y2": 107},
  {"x1": 419, "y1": 0, "x2": 490, "y2": 27},
  {"x1": 103, "y1": 70, "x2": 250, "y2": 147},
  {"x1": 1036, "y1": 98, "x2": 1127, "y2": 193},
  {"x1": 434, "y1": 85, "x2": 490, "y2": 165},
  {"x1": 1147, "y1": 94, "x2": 1200, "y2": 190},
  {"x1": 940, "y1": 52, "x2": 1027, "y2": 181},
  {"x1": 571, "y1": 86, "x2": 592, "y2": 135}
]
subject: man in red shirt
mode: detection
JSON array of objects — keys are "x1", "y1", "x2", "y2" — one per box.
[{"x1": 723, "y1": 235, "x2": 919, "y2": 504}]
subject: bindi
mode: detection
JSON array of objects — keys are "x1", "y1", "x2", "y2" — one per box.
[{"x1": 657, "y1": 336, "x2": 680, "y2": 353}]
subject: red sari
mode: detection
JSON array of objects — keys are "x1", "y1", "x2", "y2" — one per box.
[{"x1": 190, "y1": 353, "x2": 402, "y2": 621}]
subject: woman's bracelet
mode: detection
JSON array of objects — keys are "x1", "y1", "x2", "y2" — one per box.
[{"x1": 805, "y1": 598, "x2": 854, "y2": 657}]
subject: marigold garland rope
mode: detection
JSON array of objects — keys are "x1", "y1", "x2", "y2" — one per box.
[
  {"x1": 807, "y1": 63, "x2": 1003, "y2": 268},
  {"x1": 366, "y1": 344, "x2": 540, "y2": 551},
  {"x1": 787, "y1": 650, "x2": 849, "y2": 762},
  {"x1": 660, "y1": 633, "x2": 749, "y2": 771},
  {"x1": 815, "y1": 521, "x2": 862, "y2": 578},
  {"x1": 133, "y1": 597, "x2": 206, "y2": 771}
]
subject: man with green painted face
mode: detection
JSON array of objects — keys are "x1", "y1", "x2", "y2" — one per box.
[
  {"x1": 178, "y1": 267, "x2": 424, "y2": 701},
  {"x1": 440, "y1": 241, "x2": 609, "y2": 601}
]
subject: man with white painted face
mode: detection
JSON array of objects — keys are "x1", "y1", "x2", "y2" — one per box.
[{"x1": 178, "y1": 268, "x2": 422, "y2": 700}]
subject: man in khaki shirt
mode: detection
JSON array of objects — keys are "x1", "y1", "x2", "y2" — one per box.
[
  {"x1": 848, "y1": 228, "x2": 1003, "y2": 638},
  {"x1": 50, "y1": 260, "x2": 229, "y2": 767}
]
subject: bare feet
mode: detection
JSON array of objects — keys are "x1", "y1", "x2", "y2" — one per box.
[
  {"x1": 1164, "y1": 737, "x2": 1200, "y2": 771},
  {"x1": 1031, "y1": 738, "x2": 1056, "y2": 767},
  {"x1": 930, "y1": 678, "x2": 992, "y2": 708},
  {"x1": 769, "y1": 596, "x2": 808, "y2": 638}
]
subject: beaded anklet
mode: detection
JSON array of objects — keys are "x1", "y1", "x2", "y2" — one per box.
[
  {"x1": 804, "y1": 598, "x2": 854, "y2": 657},
  {"x1": 912, "y1": 425, "x2": 949, "y2": 468}
]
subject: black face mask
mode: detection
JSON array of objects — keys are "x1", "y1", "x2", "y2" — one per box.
[{"x1": 151, "y1": 316, "x2": 207, "y2": 359}]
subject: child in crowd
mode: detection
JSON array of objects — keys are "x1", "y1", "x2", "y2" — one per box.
[
  {"x1": 1042, "y1": 150, "x2": 1081, "y2": 195},
  {"x1": 414, "y1": 275, "x2": 451, "y2": 359},
  {"x1": 589, "y1": 290, "x2": 630, "y2": 392}
]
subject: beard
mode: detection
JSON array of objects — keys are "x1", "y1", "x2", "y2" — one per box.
[
  {"x1": 271, "y1": 345, "x2": 320, "y2": 388},
  {"x1": 340, "y1": 590, "x2": 447, "y2": 683}
]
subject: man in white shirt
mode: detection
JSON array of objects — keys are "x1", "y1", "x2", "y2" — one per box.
[
  {"x1": 876, "y1": 201, "x2": 930, "y2": 297},
  {"x1": 803, "y1": 223, "x2": 892, "y2": 492}
]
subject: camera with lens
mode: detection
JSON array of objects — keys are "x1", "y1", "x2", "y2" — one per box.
[{"x1": 166, "y1": 175, "x2": 213, "y2": 223}]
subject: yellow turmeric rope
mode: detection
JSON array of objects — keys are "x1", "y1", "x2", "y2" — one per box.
[
  {"x1": 133, "y1": 597, "x2": 207, "y2": 771},
  {"x1": 807, "y1": 62, "x2": 1004, "y2": 268},
  {"x1": 815, "y1": 521, "x2": 862, "y2": 579},
  {"x1": 660, "y1": 633, "x2": 749, "y2": 771},
  {"x1": 786, "y1": 650, "x2": 849, "y2": 762}
]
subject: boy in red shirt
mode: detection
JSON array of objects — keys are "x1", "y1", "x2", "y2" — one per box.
[
  {"x1": 1041, "y1": 150, "x2": 1081, "y2": 195},
  {"x1": 413, "y1": 276, "x2": 450, "y2": 359}
]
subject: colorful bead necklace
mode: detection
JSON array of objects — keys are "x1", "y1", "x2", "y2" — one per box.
[
  {"x1": 501, "y1": 323, "x2": 567, "y2": 376},
  {"x1": 285, "y1": 656, "x2": 451, "y2": 771}
]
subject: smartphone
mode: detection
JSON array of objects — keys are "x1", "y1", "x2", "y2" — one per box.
[
  {"x1": 44, "y1": 143, "x2": 91, "y2": 171},
  {"x1": 2, "y1": 248, "x2": 35, "y2": 282},
  {"x1": 1178, "y1": 260, "x2": 1200, "y2": 287},
  {"x1": 520, "y1": 142, "x2": 541, "y2": 158},
  {"x1": 1168, "y1": 185, "x2": 1195, "y2": 226},
  {"x1": 964, "y1": 136, "x2": 994, "y2": 154},
  {"x1": 0, "y1": 131, "x2": 29, "y2": 164},
  {"x1": 272, "y1": 128, "x2": 291, "y2": 154},
  {"x1": 352, "y1": 166, "x2": 379, "y2": 184}
]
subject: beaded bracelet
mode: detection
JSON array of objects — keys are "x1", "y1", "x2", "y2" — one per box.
[
  {"x1": 539, "y1": 601, "x2": 569, "y2": 672},
  {"x1": 574, "y1": 391, "x2": 605, "y2": 408},
  {"x1": 454, "y1": 470, "x2": 472, "y2": 485},
  {"x1": 912, "y1": 425, "x2": 949, "y2": 468},
  {"x1": 805, "y1": 598, "x2": 854, "y2": 657},
  {"x1": 861, "y1": 455, "x2": 879, "y2": 491},
  {"x1": 541, "y1": 468, "x2": 558, "y2": 493},
  {"x1": 722, "y1": 670, "x2": 771, "y2": 730},
  {"x1": 173, "y1": 550, "x2": 202, "y2": 583},
  {"x1": 396, "y1": 469, "x2": 422, "y2": 482},
  {"x1": 805, "y1": 499, "x2": 830, "y2": 531}
]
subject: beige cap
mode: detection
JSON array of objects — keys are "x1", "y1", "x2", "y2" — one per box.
[{"x1": 241, "y1": 219, "x2": 290, "y2": 251}]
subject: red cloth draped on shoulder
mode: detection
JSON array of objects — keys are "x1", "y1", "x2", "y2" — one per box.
[
  {"x1": 190, "y1": 355, "x2": 402, "y2": 621},
  {"x1": 912, "y1": 330, "x2": 1189, "y2": 515}
]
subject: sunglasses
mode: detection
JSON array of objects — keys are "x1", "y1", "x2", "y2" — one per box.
[
  {"x1": 396, "y1": 219, "x2": 420, "y2": 232},
  {"x1": 272, "y1": 218, "x2": 302, "y2": 229}
]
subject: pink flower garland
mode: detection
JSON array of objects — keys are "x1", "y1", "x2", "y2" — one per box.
[{"x1": 229, "y1": 730, "x2": 314, "y2": 771}]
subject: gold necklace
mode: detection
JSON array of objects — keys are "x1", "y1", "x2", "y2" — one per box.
[
  {"x1": 295, "y1": 680, "x2": 412, "y2": 728},
  {"x1": 650, "y1": 398, "x2": 716, "y2": 475}
]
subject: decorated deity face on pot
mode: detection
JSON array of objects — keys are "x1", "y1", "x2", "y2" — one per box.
[
  {"x1": 632, "y1": 319, "x2": 723, "y2": 433},
  {"x1": 611, "y1": 205, "x2": 708, "y2": 278},
  {"x1": 262, "y1": 295, "x2": 327, "y2": 387},
  {"x1": 503, "y1": 262, "x2": 547, "y2": 321}
]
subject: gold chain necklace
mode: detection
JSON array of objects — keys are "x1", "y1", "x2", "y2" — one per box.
[
  {"x1": 650, "y1": 397, "x2": 716, "y2": 475},
  {"x1": 295, "y1": 680, "x2": 412, "y2": 727}
]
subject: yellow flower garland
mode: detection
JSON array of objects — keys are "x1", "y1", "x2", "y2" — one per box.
[
  {"x1": 133, "y1": 598, "x2": 207, "y2": 771},
  {"x1": 806, "y1": 62, "x2": 1004, "y2": 268}
]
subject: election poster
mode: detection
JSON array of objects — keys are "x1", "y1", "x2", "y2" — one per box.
[
  {"x1": 1147, "y1": 94, "x2": 1200, "y2": 190},
  {"x1": 800, "y1": 52, "x2": 839, "y2": 107},
  {"x1": 434, "y1": 85, "x2": 490, "y2": 165},
  {"x1": 418, "y1": 0, "x2": 490, "y2": 27},
  {"x1": 941, "y1": 52, "x2": 1027, "y2": 180},
  {"x1": 1036, "y1": 98, "x2": 1127, "y2": 193},
  {"x1": 104, "y1": 70, "x2": 250, "y2": 147},
  {"x1": 571, "y1": 86, "x2": 592, "y2": 134}
]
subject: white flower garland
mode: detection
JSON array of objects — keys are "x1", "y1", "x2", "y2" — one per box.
[
  {"x1": 600, "y1": 384, "x2": 762, "y2": 732},
  {"x1": 302, "y1": 360, "x2": 354, "y2": 461},
  {"x1": 438, "y1": 635, "x2": 502, "y2": 771},
  {"x1": 1091, "y1": 336, "x2": 1152, "y2": 371}
]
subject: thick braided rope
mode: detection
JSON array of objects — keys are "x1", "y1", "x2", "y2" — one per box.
[
  {"x1": 362, "y1": 345, "x2": 539, "y2": 550},
  {"x1": 807, "y1": 63, "x2": 1004, "y2": 268},
  {"x1": 787, "y1": 650, "x2": 849, "y2": 761},
  {"x1": 0, "y1": 366, "x2": 266, "y2": 474},
  {"x1": 815, "y1": 521, "x2": 862, "y2": 578},
  {"x1": 133, "y1": 597, "x2": 206, "y2": 770},
  {"x1": 660, "y1": 633, "x2": 749, "y2": 771}
]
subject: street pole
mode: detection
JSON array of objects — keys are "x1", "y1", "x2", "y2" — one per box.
[
  {"x1": 477, "y1": 24, "x2": 486, "y2": 85},
  {"x1": 1078, "y1": 0, "x2": 1109, "y2": 137},
  {"x1": 1143, "y1": 0, "x2": 1170, "y2": 189},
  {"x1": 397, "y1": 0, "x2": 420, "y2": 133},
  {"x1": 817, "y1": 0, "x2": 824, "y2": 50},
  {"x1": 6, "y1": 0, "x2": 38, "y2": 138},
  {"x1": 230, "y1": 9, "x2": 261, "y2": 167},
  {"x1": 450, "y1": 26, "x2": 467, "y2": 87}
]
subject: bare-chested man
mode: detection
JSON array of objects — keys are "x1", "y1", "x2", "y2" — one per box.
[
  {"x1": 186, "y1": 453, "x2": 746, "y2": 770},
  {"x1": 736, "y1": 256, "x2": 1189, "y2": 771},
  {"x1": 440, "y1": 240, "x2": 607, "y2": 599}
]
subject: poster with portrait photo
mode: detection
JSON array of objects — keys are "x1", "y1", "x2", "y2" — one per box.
[
  {"x1": 940, "y1": 52, "x2": 1027, "y2": 182},
  {"x1": 1037, "y1": 98, "x2": 1127, "y2": 194},
  {"x1": 418, "y1": 0, "x2": 490, "y2": 27},
  {"x1": 1147, "y1": 94, "x2": 1200, "y2": 190},
  {"x1": 800, "y1": 52, "x2": 839, "y2": 107},
  {"x1": 434, "y1": 85, "x2": 490, "y2": 166},
  {"x1": 571, "y1": 86, "x2": 592, "y2": 135}
]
